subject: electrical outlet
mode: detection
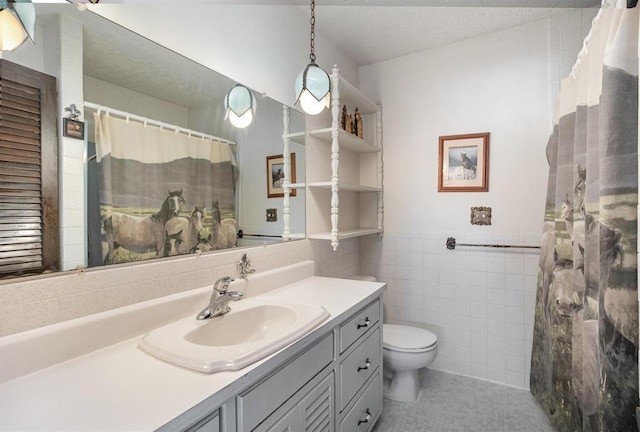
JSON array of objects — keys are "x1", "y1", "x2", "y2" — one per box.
[{"x1": 266, "y1": 208, "x2": 277, "y2": 222}]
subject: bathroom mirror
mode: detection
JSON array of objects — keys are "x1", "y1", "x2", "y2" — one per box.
[{"x1": 1, "y1": 4, "x2": 306, "y2": 276}]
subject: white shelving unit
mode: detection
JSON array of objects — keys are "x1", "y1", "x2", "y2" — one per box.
[
  {"x1": 281, "y1": 106, "x2": 306, "y2": 240},
  {"x1": 304, "y1": 65, "x2": 383, "y2": 250}
]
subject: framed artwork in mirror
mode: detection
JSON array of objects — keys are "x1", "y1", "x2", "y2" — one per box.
[
  {"x1": 438, "y1": 132, "x2": 489, "y2": 192},
  {"x1": 266, "y1": 153, "x2": 296, "y2": 198}
]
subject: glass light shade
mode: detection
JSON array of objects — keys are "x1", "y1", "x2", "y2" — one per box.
[
  {"x1": 224, "y1": 84, "x2": 255, "y2": 129},
  {"x1": 227, "y1": 110, "x2": 254, "y2": 129},
  {"x1": 295, "y1": 63, "x2": 330, "y2": 115},
  {"x1": 0, "y1": 0, "x2": 35, "y2": 52}
]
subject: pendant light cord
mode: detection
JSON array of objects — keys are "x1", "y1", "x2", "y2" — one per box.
[{"x1": 309, "y1": 0, "x2": 316, "y2": 63}]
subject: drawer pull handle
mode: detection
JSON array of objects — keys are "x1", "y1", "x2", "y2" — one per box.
[
  {"x1": 357, "y1": 409, "x2": 372, "y2": 426},
  {"x1": 357, "y1": 318, "x2": 371, "y2": 329},
  {"x1": 357, "y1": 358, "x2": 372, "y2": 372}
]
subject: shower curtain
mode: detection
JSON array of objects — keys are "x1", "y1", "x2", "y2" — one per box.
[
  {"x1": 530, "y1": 4, "x2": 638, "y2": 431},
  {"x1": 92, "y1": 113, "x2": 238, "y2": 265}
]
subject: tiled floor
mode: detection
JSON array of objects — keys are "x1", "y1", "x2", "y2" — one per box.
[{"x1": 372, "y1": 369, "x2": 557, "y2": 432}]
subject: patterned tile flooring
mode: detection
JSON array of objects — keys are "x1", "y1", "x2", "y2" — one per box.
[{"x1": 372, "y1": 369, "x2": 557, "y2": 432}]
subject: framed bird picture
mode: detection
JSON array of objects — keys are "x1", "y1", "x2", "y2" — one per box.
[{"x1": 438, "y1": 132, "x2": 489, "y2": 192}]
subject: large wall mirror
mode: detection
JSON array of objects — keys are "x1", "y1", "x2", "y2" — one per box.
[{"x1": 1, "y1": 4, "x2": 306, "y2": 277}]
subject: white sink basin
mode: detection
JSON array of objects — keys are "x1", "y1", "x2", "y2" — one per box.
[{"x1": 138, "y1": 297, "x2": 330, "y2": 373}]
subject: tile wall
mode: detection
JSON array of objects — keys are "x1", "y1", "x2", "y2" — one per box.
[{"x1": 361, "y1": 232, "x2": 540, "y2": 389}]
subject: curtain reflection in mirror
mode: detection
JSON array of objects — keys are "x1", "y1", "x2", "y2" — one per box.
[{"x1": 88, "y1": 112, "x2": 238, "y2": 265}]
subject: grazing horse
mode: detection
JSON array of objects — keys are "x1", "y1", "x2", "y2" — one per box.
[
  {"x1": 190, "y1": 233, "x2": 215, "y2": 254},
  {"x1": 164, "y1": 229, "x2": 184, "y2": 257},
  {"x1": 108, "y1": 189, "x2": 185, "y2": 258},
  {"x1": 549, "y1": 258, "x2": 584, "y2": 317},
  {"x1": 538, "y1": 220, "x2": 557, "y2": 320},
  {"x1": 164, "y1": 205, "x2": 206, "y2": 256},
  {"x1": 210, "y1": 200, "x2": 237, "y2": 249}
]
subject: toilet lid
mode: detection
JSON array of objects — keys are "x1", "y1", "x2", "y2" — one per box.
[{"x1": 383, "y1": 324, "x2": 437, "y2": 351}]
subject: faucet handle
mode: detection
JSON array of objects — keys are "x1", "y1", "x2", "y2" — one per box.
[{"x1": 213, "y1": 276, "x2": 235, "y2": 294}]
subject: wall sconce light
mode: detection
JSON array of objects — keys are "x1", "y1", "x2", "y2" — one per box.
[
  {"x1": 224, "y1": 84, "x2": 255, "y2": 129},
  {"x1": 294, "y1": 0, "x2": 330, "y2": 115},
  {"x1": 0, "y1": 0, "x2": 35, "y2": 52}
]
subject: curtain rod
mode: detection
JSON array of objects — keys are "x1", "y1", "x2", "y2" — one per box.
[
  {"x1": 446, "y1": 237, "x2": 541, "y2": 250},
  {"x1": 84, "y1": 102, "x2": 237, "y2": 146}
]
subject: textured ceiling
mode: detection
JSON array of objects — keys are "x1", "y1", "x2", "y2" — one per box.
[
  {"x1": 213, "y1": 0, "x2": 599, "y2": 65},
  {"x1": 317, "y1": 7, "x2": 584, "y2": 65},
  {"x1": 36, "y1": 1, "x2": 599, "y2": 107}
]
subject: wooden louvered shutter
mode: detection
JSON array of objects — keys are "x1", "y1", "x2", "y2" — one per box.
[{"x1": 0, "y1": 60, "x2": 59, "y2": 275}]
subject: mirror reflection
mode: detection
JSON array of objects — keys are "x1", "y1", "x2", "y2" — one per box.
[{"x1": 2, "y1": 4, "x2": 305, "y2": 275}]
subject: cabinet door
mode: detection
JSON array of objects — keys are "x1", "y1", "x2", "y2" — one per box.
[
  {"x1": 262, "y1": 406, "x2": 298, "y2": 432},
  {"x1": 299, "y1": 373, "x2": 334, "y2": 432}
]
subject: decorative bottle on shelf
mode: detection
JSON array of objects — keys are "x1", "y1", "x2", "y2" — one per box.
[
  {"x1": 354, "y1": 107, "x2": 363, "y2": 138},
  {"x1": 341, "y1": 105, "x2": 348, "y2": 131}
]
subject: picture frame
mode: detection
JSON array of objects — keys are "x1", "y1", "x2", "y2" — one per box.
[
  {"x1": 266, "y1": 153, "x2": 297, "y2": 198},
  {"x1": 438, "y1": 132, "x2": 489, "y2": 192},
  {"x1": 63, "y1": 118, "x2": 85, "y2": 140}
]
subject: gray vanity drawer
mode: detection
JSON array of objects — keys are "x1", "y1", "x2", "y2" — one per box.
[
  {"x1": 339, "y1": 373, "x2": 381, "y2": 432},
  {"x1": 339, "y1": 328, "x2": 380, "y2": 410},
  {"x1": 186, "y1": 409, "x2": 220, "y2": 432},
  {"x1": 339, "y1": 300, "x2": 380, "y2": 354},
  {"x1": 238, "y1": 332, "x2": 334, "y2": 432}
]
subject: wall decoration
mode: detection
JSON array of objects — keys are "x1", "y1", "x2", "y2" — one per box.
[
  {"x1": 63, "y1": 118, "x2": 85, "y2": 139},
  {"x1": 470, "y1": 206, "x2": 492, "y2": 225},
  {"x1": 266, "y1": 153, "x2": 296, "y2": 198},
  {"x1": 438, "y1": 132, "x2": 489, "y2": 192}
]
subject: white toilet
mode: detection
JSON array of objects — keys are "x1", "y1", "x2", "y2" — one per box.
[
  {"x1": 382, "y1": 324, "x2": 438, "y2": 403},
  {"x1": 347, "y1": 275, "x2": 439, "y2": 403}
]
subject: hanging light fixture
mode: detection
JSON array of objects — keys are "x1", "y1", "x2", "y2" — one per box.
[
  {"x1": 224, "y1": 84, "x2": 256, "y2": 129},
  {"x1": 0, "y1": 0, "x2": 35, "y2": 52},
  {"x1": 294, "y1": 0, "x2": 330, "y2": 115}
]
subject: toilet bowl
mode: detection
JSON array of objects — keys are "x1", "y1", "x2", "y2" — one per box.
[{"x1": 383, "y1": 324, "x2": 438, "y2": 403}]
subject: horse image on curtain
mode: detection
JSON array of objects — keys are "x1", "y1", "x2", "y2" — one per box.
[
  {"x1": 93, "y1": 113, "x2": 238, "y2": 265},
  {"x1": 530, "y1": 5, "x2": 638, "y2": 431}
]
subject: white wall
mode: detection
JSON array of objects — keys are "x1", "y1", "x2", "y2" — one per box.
[{"x1": 359, "y1": 9, "x2": 597, "y2": 389}]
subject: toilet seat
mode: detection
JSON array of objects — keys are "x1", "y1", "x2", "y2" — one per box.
[{"x1": 383, "y1": 324, "x2": 437, "y2": 353}]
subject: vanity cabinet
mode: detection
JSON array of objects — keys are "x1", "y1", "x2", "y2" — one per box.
[
  {"x1": 237, "y1": 332, "x2": 334, "y2": 432},
  {"x1": 178, "y1": 298, "x2": 383, "y2": 432},
  {"x1": 304, "y1": 66, "x2": 384, "y2": 251},
  {"x1": 337, "y1": 300, "x2": 382, "y2": 432}
]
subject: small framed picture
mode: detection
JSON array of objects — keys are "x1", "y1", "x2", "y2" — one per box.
[
  {"x1": 63, "y1": 118, "x2": 85, "y2": 140},
  {"x1": 266, "y1": 153, "x2": 297, "y2": 198},
  {"x1": 438, "y1": 132, "x2": 489, "y2": 192}
]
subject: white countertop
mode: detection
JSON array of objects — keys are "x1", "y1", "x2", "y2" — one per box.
[{"x1": 0, "y1": 273, "x2": 384, "y2": 431}]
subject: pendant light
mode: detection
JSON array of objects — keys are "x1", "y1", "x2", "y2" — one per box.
[
  {"x1": 0, "y1": 0, "x2": 35, "y2": 52},
  {"x1": 294, "y1": 0, "x2": 330, "y2": 115},
  {"x1": 224, "y1": 84, "x2": 256, "y2": 129}
]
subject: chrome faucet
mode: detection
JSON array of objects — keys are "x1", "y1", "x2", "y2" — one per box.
[
  {"x1": 237, "y1": 253, "x2": 256, "y2": 278},
  {"x1": 196, "y1": 276, "x2": 243, "y2": 320}
]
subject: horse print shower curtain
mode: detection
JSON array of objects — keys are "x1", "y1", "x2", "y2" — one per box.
[
  {"x1": 530, "y1": 4, "x2": 638, "y2": 431},
  {"x1": 93, "y1": 113, "x2": 238, "y2": 265}
]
